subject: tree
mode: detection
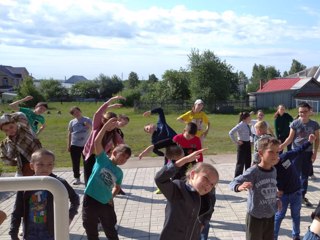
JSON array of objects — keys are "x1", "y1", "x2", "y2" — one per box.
[
  {"x1": 162, "y1": 69, "x2": 190, "y2": 101},
  {"x1": 17, "y1": 77, "x2": 45, "y2": 106},
  {"x1": 39, "y1": 79, "x2": 69, "y2": 101},
  {"x1": 95, "y1": 74, "x2": 123, "y2": 99},
  {"x1": 148, "y1": 74, "x2": 158, "y2": 83},
  {"x1": 288, "y1": 59, "x2": 306, "y2": 75},
  {"x1": 70, "y1": 81, "x2": 99, "y2": 99},
  {"x1": 247, "y1": 64, "x2": 280, "y2": 92},
  {"x1": 127, "y1": 72, "x2": 139, "y2": 88},
  {"x1": 188, "y1": 49, "x2": 238, "y2": 105}
]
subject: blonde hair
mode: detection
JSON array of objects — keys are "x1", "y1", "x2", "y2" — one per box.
[
  {"x1": 257, "y1": 137, "x2": 280, "y2": 151},
  {"x1": 254, "y1": 121, "x2": 268, "y2": 133},
  {"x1": 31, "y1": 149, "x2": 55, "y2": 163},
  {"x1": 186, "y1": 162, "x2": 219, "y2": 183}
]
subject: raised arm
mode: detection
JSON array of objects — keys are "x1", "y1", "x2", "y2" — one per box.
[
  {"x1": 174, "y1": 148, "x2": 207, "y2": 168},
  {"x1": 94, "y1": 118, "x2": 118, "y2": 155},
  {"x1": 9, "y1": 96, "x2": 33, "y2": 110}
]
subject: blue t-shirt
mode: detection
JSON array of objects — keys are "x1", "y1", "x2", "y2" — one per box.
[
  {"x1": 68, "y1": 116, "x2": 92, "y2": 147},
  {"x1": 85, "y1": 151, "x2": 123, "y2": 204},
  {"x1": 290, "y1": 119, "x2": 319, "y2": 151}
]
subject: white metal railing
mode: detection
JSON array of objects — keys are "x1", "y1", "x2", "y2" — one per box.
[{"x1": 0, "y1": 176, "x2": 69, "y2": 239}]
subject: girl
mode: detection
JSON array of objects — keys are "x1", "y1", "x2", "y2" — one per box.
[
  {"x1": 274, "y1": 104, "x2": 293, "y2": 151},
  {"x1": 229, "y1": 112, "x2": 252, "y2": 177},
  {"x1": 155, "y1": 149, "x2": 219, "y2": 240},
  {"x1": 251, "y1": 110, "x2": 274, "y2": 141}
]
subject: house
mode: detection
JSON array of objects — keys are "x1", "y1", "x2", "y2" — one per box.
[
  {"x1": 286, "y1": 65, "x2": 320, "y2": 81},
  {"x1": 248, "y1": 77, "x2": 320, "y2": 109},
  {"x1": 65, "y1": 75, "x2": 88, "y2": 84},
  {"x1": 0, "y1": 65, "x2": 29, "y2": 92}
]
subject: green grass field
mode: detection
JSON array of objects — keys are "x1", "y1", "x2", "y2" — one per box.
[{"x1": 0, "y1": 102, "x2": 319, "y2": 173}]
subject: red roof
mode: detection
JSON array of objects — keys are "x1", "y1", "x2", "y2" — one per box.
[{"x1": 257, "y1": 78, "x2": 301, "y2": 93}]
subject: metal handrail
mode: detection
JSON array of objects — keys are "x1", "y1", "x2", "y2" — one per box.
[{"x1": 0, "y1": 176, "x2": 69, "y2": 239}]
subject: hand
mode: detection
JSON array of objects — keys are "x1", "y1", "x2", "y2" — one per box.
[
  {"x1": 309, "y1": 134, "x2": 316, "y2": 143},
  {"x1": 237, "y1": 140, "x2": 243, "y2": 146},
  {"x1": 185, "y1": 148, "x2": 207, "y2": 163},
  {"x1": 279, "y1": 144, "x2": 285, "y2": 152},
  {"x1": 277, "y1": 190, "x2": 283, "y2": 198},
  {"x1": 108, "y1": 103, "x2": 123, "y2": 109},
  {"x1": 277, "y1": 198, "x2": 282, "y2": 212},
  {"x1": 103, "y1": 117, "x2": 118, "y2": 132},
  {"x1": 143, "y1": 111, "x2": 151, "y2": 117},
  {"x1": 67, "y1": 146, "x2": 71, "y2": 152},
  {"x1": 138, "y1": 151, "x2": 146, "y2": 160},
  {"x1": 238, "y1": 182, "x2": 252, "y2": 191}
]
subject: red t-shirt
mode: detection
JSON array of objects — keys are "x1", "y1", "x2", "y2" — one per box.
[{"x1": 173, "y1": 134, "x2": 203, "y2": 162}]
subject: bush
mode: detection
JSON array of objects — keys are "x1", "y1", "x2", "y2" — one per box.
[{"x1": 119, "y1": 88, "x2": 141, "y2": 107}]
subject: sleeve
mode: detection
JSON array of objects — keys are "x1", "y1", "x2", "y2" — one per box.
[
  {"x1": 228, "y1": 124, "x2": 239, "y2": 144},
  {"x1": 9, "y1": 192, "x2": 24, "y2": 239},
  {"x1": 61, "y1": 179, "x2": 80, "y2": 221},
  {"x1": 68, "y1": 120, "x2": 73, "y2": 132},
  {"x1": 151, "y1": 107, "x2": 166, "y2": 125},
  {"x1": 280, "y1": 141, "x2": 312, "y2": 162},
  {"x1": 178, "y1": 111, "x2": 191, "y2": 122},
  {"x1": 154, "y1": 162, "x2": 181, "y2": 201},
  {"x1": 92, "y1": 103, "x2": 109, "y2": 130},
  {"x1": 154, "y1": 138, "x2": 176, "y2": 150},
  {"x1": 229, "y1": 167, "x2": 254, "y2": 192},
  {"x1": 201, "y1": 112, "x2": 209, "y2": 125}
]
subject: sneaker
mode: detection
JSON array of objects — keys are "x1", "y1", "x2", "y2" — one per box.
[
  {"x1": 293, "y1": 237, "x2": 300, "y2": 240},
  {"x1": 118, "y1": 188, "x2": 126, "y2": 195},
  {"x1": 303, "y1": 197, "x2": 313, "y2": 207},
  {"x1": 73, "y1": 178, "x2": 81, "y2": 185},
  {"x1": 310, "y1": 174, "x2": 317, "y2": 180},
  {"x1": 154, "y1": 188, "x2": 162, "y2": 194}
]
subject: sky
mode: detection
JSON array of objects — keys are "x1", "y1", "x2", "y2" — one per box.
[{"x1": 1, "y1": 0, "x2": 320, "y2": 80}]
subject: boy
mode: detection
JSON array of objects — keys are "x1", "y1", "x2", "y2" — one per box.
[
  {"x1": 0, "y1": 113, "x2": 42, "y2": 176},
  {"x1": 280, "y1": 102, "x2": 320, "y2": 207},
  {"x1": 274, "y1": 134, "x2": 316, "y2": 240},
  {"x1": 9, "y1": 149, "x2": 80, "y2": 240},
  {"x1": 230, "y1": 137, "x2": 281, "y2": 240},
  {"x1": 9, "y1": 95, "x2": 48, "y2": 135},
  {"x1": 82, "y1": 117, "x2": 131, "y2": 240}
]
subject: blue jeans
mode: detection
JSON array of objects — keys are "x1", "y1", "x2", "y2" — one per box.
[
  {"x1": 274, "y1": 190, "x2": 302, "y2": 239},
  {"x1": 293, "y1": 151, "x2": 313, "y2": 197},
  {"x1": 303, "y1": 228, "x2": 320, "y2": 240},
  {"x1": 27, "y1": 223, "x2": 54, "y2": 240},
  {"x1": 200, "y1": 222, "x2": 210, "y2": 240}
]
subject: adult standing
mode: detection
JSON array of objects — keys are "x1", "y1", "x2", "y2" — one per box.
[
  {"x1": 177, "y1": 99, "x2": 210, "y2": 141},
  {"x1": 280, "y1": 102, "x2": 319, "y2": 207},
  {"x1": 68, "y1": 106, "x2": 92, "y2": 185},
  {"x1": 274, "y1": 104, "x2": 293, "y2": 151}
]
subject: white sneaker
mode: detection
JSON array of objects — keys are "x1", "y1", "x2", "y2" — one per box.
[{"x1": 73, "y1": 178, "x2": 81, "y2": 185}]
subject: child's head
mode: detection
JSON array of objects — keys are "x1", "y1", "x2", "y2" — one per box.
[
  {"x1": 34, "y1": 102, "x2": 48, "y2": 114},
  {"x1": 69, "y1": 106, "x2": 82, "y2": 118},
  {"x1": 165, "y1": 145, "x2": 184, "y2": 160},
  {"x1": 144, "y1": 123, "x2": 156, "y2": 134},
  {"x1": 102, "y1": 112, "x2": 117, "y2": 124},
  {"x1": 186, "y1": 163, "x2": 219, "y2": 196},
  {"x1": 298, "y1": 102, "x2": 312, "y2": 120},
  {"x1": 256, "y1": 110, "x2": 265, "y2": 120},
  {"x1": 111, "y1": 144, "x2": 131, "y2": 165},
  {"x1": 117, "y1": 114, "x2": 130, "y2": 128},
  {"x1": 238, "y1": 112, "x2": 251, "y2": 123},
  {"x1": 257, "y1": 137, "x2": 280, "y2": 166},
  {"x1": 30, "y1": 149, "x2": 55, "y2": 176},
  {"x1": 254, "y1": 121, "x2": 268, "y2": 136},
  {"x1": 192, "y1": 99, "x2": 204, "y2": 113},
  {"x1": 0, "y1": 114, "x2": 18, "y2": 137},
  {"x1": 184, "y1": 122, "x2": 197, "y2": 139}
]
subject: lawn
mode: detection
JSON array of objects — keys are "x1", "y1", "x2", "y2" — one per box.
[{"x1": 0, "y1": 102, "x2": 318, "y2": 172}]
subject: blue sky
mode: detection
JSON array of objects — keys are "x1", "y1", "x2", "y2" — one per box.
[{"x1": 1, "y1": 0, "x2": 320, "y2": 80}]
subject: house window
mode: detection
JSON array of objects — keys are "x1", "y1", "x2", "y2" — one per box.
[{"x1": 3, "y1": 77, "x2": 8, "y2": 86}]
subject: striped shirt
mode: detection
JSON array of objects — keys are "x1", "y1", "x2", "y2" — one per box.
[{"x1": 229, "y1": 121, "x2": 251, "y2": 143}]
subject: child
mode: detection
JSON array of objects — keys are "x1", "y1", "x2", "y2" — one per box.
[
  {"x1": 229, "y1": 137, "x2": 281, "y2": 240},
  {"x1": 9, "y1": 95, "x2": 48, "y2": 135},
  {"x1": 83, "y1": 95, "x2": 125, "y2": 185},
  {"x1": 177, "y1": 99, "x2": 210, "y2": 140},
  {"x1": 229, "y1": 112, "x2": 252, "y2": 177},
  {"x1": 155, "y1": 148, "x2": 218, "y2": 240},
  {"x1": 82, "y1": 117, "x2": 131, "y2": 240},
  {"x1": 252, "y1": 121, "x2": 273, "y2": 164},
  {"x1": 250, "y1": 110, "x2": 274, "y2": 142},
  {"x1": 143, "y1": 107, "x2": 177, "y2": 158},
  {"x1": 115, "y1": 114, "x2": 130, "y2": 139},
  {"x1": 280, "y1": 102, "x2": 320, "y2": 207},
  {"x1": 0, "y1": 113, "x2": 42, "y2": 176},
  {"x1": 274, "y1": 104, "x2": 293, "y2": 151},
  {"x1": 303, "y1": 201, "x2": 320, "y2": 240},
  {"x1": 67, "y1": 106, "x2": 92, "y2": 185},
  {"x1": 9, "y1": 149, "x2": 80, "y2": 240},
  {"x1": 274, "y1": 134, "x2": 316, "y2": 240}
]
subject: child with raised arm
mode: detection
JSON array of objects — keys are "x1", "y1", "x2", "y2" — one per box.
[
  {"x1": 155, "y1": 147, "x2": 218, "y2": 240},
  {"x1": 82, "y1": 117, "x2": 131, "y2": 240},
  {"x1": 83, "y1": 96, "x2": 125, "y2": 185},
  {"x1": 9, "y1": 149, "x2": 80, "y2": 240},
  {"x1": 230, "y1": 137, "x2": 281, "y2": 240},
  {"x1": 9, "y1": 95, "x2": 48, "y2": 135},
  {"x1": 274, "y1": 134, "x2": 316, "y2": 240}
]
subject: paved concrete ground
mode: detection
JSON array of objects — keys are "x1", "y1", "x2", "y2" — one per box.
[{"x1": 1, "y1": 154, "x2": 320, "y2": 240}]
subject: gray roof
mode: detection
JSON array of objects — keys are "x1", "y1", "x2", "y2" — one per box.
[{"x1": 65, "y1": 75, "x2": 88, "y2": 84}]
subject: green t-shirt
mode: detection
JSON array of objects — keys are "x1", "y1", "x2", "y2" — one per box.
[{"x1": 19, "y1": 107, "x2": 45, "y2": 133}]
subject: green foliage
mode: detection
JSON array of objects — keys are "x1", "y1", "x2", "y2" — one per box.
[
  {"x1": 148, "y1": 74, "x2": 158, "y2": 83},
  {"x1": 70, "y1": 81, "x2": 99, "y2": 98},
  {"x1": 127, "y1": 71, "x2": 139, "y2": 88},
  {"x1": 162, "y1": 69, "x2": 190, "y2": 101},
  {"x1": 188, "y1": 49, "x2": 238, "y2": 105},
  {"x1": 247, "y1": 64, "x2": 281, "y2": 92},
  {"x1": 288, "y1": 59, "x2": 306, "y2": 75},
  {"x1": 17, "y1": 77, "x2": 45, "y2": 106},
  {"x1": 119, "y1": 88, "x2": 141, "y2": 107},
  {"x1": 95, "y1": 74, "x2": 124, "y2": 98},
  {"x1": 39, "y1": 79, "x2": 69, "y2": 101}
]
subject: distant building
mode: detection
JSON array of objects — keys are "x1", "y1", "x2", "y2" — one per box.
[
  {"x1": 65, "y1": 75, "x2": 88, "y2": 84},
  {"x1": 0, "y1": 65, "x2": 30, "y2": 92}
]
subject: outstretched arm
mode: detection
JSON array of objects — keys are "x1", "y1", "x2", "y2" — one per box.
[
  {"x1": 9, "y1": 96, "x2": 33, "y2": 110},
  {"x1": 94, "y1": 118, "x2": 118, "y2": 155},
  {"x1": 138, "y1": 145, "x2": 154, "y2": 159},
  {"x1": 174, "y1": 148, "x2": 207, "y2": 167}
]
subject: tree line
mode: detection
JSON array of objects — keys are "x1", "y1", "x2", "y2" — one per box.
[{"x1": 16, "y1": 49, "x2": 307, "y2": 107}]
